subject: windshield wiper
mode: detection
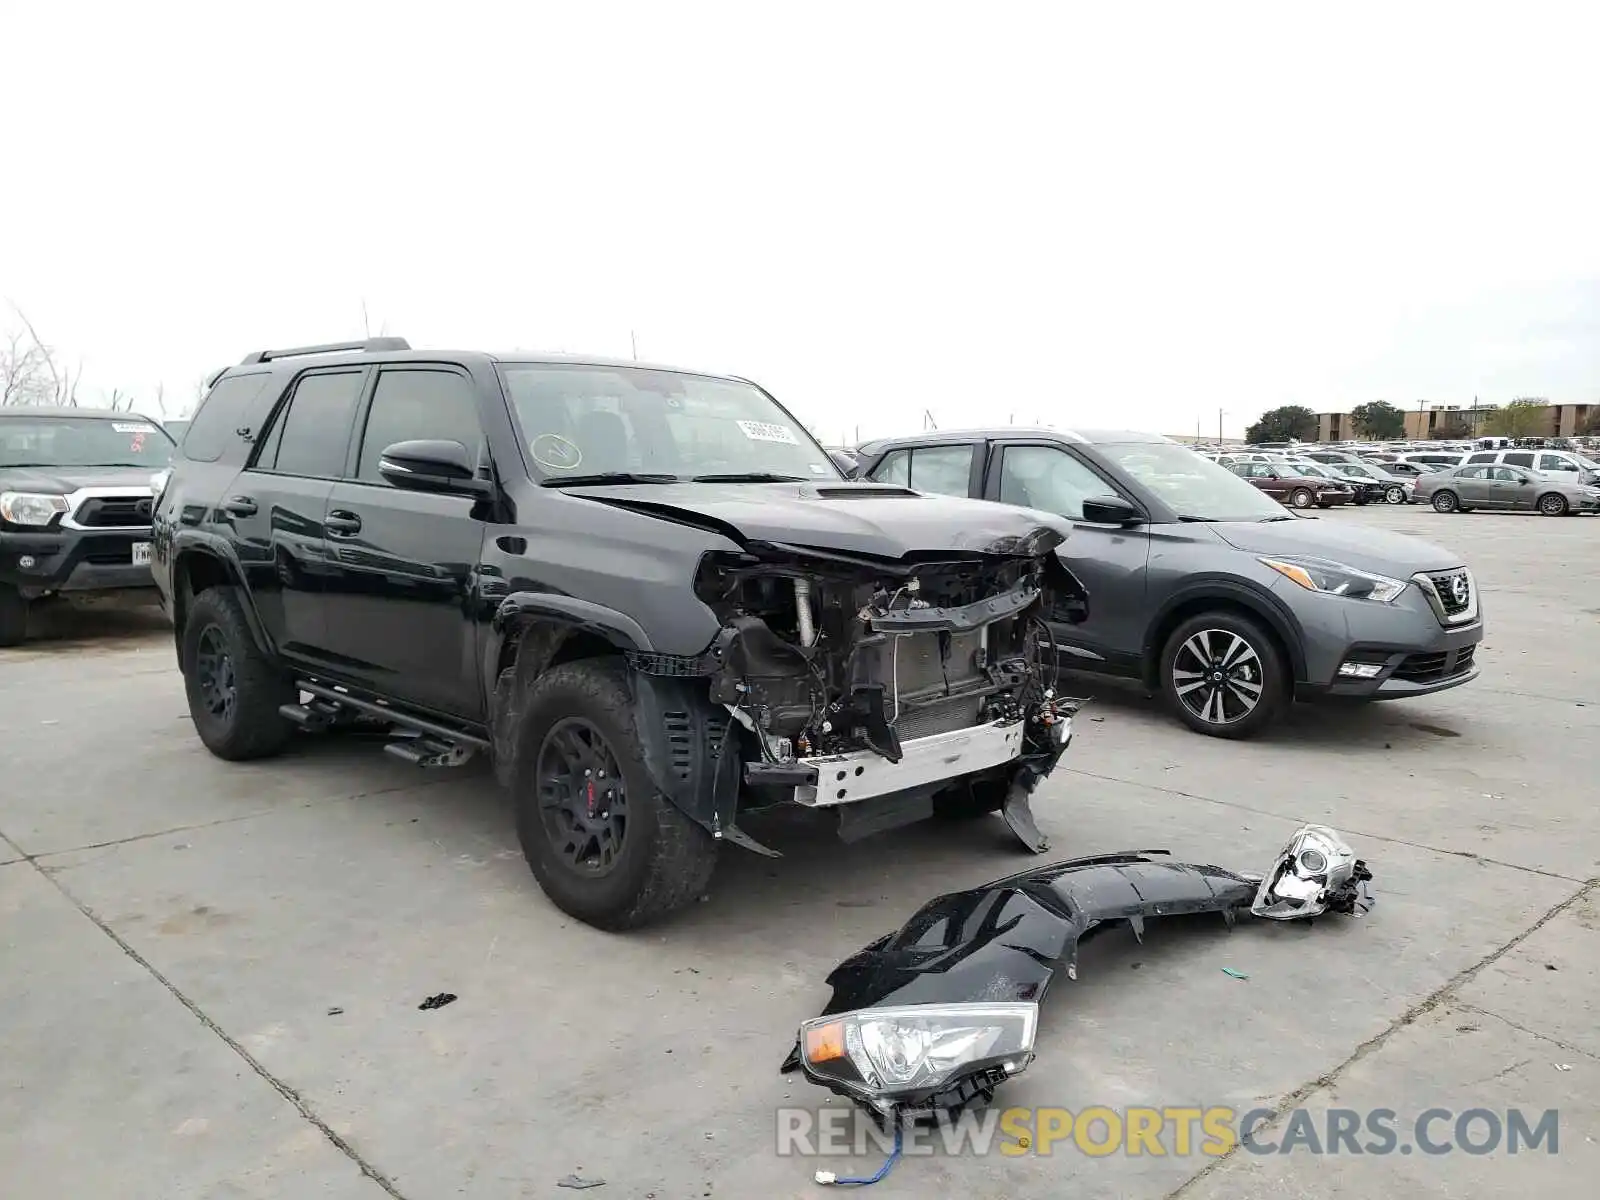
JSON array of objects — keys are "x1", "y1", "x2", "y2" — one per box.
[
  {"x1": 539, "y1": 472, "x2": 681, "y2": 488},
  {"x1": 1258, "y1": 513, "x2": 1295, "y2": 522},
  {"x1": 689, "y1": 472, "x2": 810, "y2": 483},
  {"x1": 1175, "y1": 513, "x2": 1217, "y2": 522}
]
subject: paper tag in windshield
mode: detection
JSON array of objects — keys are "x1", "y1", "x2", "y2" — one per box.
[
  {"x1": 736, "y1": 420, "x2": 799, "y2": 445},
  {"x1": 113, "y1": 422, "x2": 157, "y2": 434}
]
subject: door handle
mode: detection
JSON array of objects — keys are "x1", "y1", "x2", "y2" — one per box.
[
  {"x1": 222, "y1": 496, "x2": 258, "y2": 517},
  {"x1": 325, "y1": 510, "x2": 362, "y2": 537}
]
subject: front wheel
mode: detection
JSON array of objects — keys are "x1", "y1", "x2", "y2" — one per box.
[
  {"x1": 513, "y1": 659, "x2": 718, "y2": 931},
  {"x1": 1538, "y1": 493, "x2": 1569, "y2": 517},
  {"x1": 182, "y1": 587, "x2": 296, "y2": 760},
  {"x1": 1385, "y1": 485, "x2": 1407, "y2": 505},
  {"x1": 1431, "y1": 490, "x2": 1459, "y2": 513},
  {"x1": 1159, "y1": 612, "x2": 1288, "y2": 739},
  {"x1": 1290, "y1": 488, "x2": 1315, "y2": 509}
]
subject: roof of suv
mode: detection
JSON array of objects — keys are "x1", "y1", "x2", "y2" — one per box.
[
  {"x1": 217, "y1": 337, "x2": 747, "y2": 385},
  {"x1": 856, "y1": 427, "x2": 1173, "y2": 453}
]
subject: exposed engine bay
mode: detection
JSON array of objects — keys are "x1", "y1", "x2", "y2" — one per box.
[
  {"x1": 674, "y1": 529, "x2": 1091, "y2": 852},
  {"x1": 782, "y1": 824, "x2": 1374, "y2": 1121}
]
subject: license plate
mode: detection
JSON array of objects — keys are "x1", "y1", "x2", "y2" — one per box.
[{"x1": 132, "y1": 542, "x2": 152, "y2": 566}]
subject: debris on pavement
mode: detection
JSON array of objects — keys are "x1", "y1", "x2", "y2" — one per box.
[
  {"x1": 556, "y1": 1175, "x2": 607, "y2": 1189},
  {"x1": 783, "y1": 823, "x2": 1374, "y2": 1122},
  {"x1": 326, "y1": 1006, "x2": 344, "y2": 1016},
  {"x1": 418, "y1": 993, "x2": 458, "y2": 1011}
]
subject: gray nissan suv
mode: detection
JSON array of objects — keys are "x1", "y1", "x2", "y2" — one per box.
[{"x1": 851, "y1": 428, "x2": 1483, "y2": 738}]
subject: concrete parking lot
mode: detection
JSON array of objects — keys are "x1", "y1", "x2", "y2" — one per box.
[{"x1": 3, "y1": 504, "x2": 1597, "y2": 1199}]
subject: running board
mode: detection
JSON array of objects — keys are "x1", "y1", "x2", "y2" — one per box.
[{"x1": 383, "y1": 736, "x2": 475, "y2": 769}]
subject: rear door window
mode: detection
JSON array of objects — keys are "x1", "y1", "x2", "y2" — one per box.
[
  {"x1": 1503, "y1": 452, "x2": 1535, "y2": 468},
  {"x1": 253, "y1": 370, "x2": 366, "y2": 478}
]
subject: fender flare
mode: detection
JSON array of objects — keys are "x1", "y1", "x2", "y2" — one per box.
[
  {"x1": 1143, "y1": 577, "x2": 1309, "y2": 684},
  {"x1": 169, "y1": 529, "x2": 275, "y2": 660},
  {"x1": 489, "y1": 591, "x2": 653, "y2": 652}
]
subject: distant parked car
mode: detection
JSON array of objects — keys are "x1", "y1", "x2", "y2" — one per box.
[
  {"x1": 1287, "y1": 460, "x2": 1388, "y2": 506},
  {"x1": 1231, "y1": 461, "x2": 1352, "y2": 509},
  {"x1": 1414, "y1": 464, "x2": 1600, "y2": 516},
  {"x1": 1459, "y1": 447, "x2": 1600, "y2": 487},
  {"x1": 1382, "y1": 460, "x2": 1443, "y2": 480},
  {"x1": 1330, "y1": 460, "x2": 1412, "y2": 505}
]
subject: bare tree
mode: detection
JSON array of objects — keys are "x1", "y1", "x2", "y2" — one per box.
[
  {"x1": 2, "y1": 326, "x2": 52, "y2": 405},
  {"x1": 4, "y1": 304, "x2": 83, "y2": 406}
]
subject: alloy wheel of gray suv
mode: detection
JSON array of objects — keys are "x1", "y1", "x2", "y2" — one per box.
[{"x1": 1160, "y1": 612, "x2": 1287, "y2": 739}]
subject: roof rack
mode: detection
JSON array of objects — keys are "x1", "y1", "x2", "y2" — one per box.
[{"x1": 238, "y1": 336, "x2": 411, "y2": 366}]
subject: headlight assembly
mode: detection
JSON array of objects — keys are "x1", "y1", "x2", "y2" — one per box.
[
  {"x1": 796, "y1": 1002, "x2": 1037, "y2": 1112},
  {"x1": 1260, "y1": 555, "x2": 1406, "y2": 603},
  {"x1": 0, "y1": 491, "x2": 69, "y2": 527}
]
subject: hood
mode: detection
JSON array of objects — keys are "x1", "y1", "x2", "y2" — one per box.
[
  {"x1": 1212, "y1": 517, "x2": 1463, "y2": 575},
  {"x1": 0, "y1": 466, "x2": 162, "y2": 493},
  {"x1": 574, "y1": 481, "x2": 1072, "y2": 560}
]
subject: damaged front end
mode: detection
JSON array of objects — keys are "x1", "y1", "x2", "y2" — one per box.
[
  {"x1": 631, "y1": 527, "x2": 1089, "y2": 856},
  {"x1": 782, "y1": 825, "x2": 1373, "y2": 1119}
]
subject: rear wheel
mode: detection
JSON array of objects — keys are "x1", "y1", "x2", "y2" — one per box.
[
  {"x1": 1290, "y1": 488, "x2": 1315, "y2": 509},
  {"x1": 0, "y1": 586, "x2": 27, "y2": 648},
  {"x1": 513, "y1": 660, "x2": 718, "y2": 931},
  {"x1": 1160, "y1": 612, "x2": 1288, "y2": 739},
  {"x1": 182, "y1": 587, "x2": 296, "y2": 760},
  {"x1": 1538, "y1": 493, "x2": 1569, "y2": 517},
  {"x1": 1431, "y1": 490, "x2": 1459, "y2": 513}
]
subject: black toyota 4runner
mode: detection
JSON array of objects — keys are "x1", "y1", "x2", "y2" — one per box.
[
  {"x1": 1, "y1": 406, "x2": 175, "y2": 646},
  {"x1": 152, "y1": 338, "x2": 1089, "y2": 930}
]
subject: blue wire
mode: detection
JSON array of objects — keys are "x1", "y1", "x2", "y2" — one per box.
[{"x1": 829, "y1": 1123, "x2": 903, "y2": 1186}]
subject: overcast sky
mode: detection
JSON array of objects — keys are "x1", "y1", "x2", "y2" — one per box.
[{"x1": 3, "y1": 2, "x2": 1596, "y2": 440}]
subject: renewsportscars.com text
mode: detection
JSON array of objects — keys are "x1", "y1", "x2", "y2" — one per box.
[{"x1": 776, "y1": 1105, "x2": 1561, "y2": 1158}]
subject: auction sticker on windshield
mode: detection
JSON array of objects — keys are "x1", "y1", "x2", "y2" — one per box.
[
  {"x1": 113, "y1": 423, "x2": 158, "y2": 434},
  {"x1": 736, "y1": 420, "x2": 800, "y2": 445}
]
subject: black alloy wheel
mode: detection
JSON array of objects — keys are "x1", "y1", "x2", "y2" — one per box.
[
  {"x1": 193, "y1": 625, "x2": 238, "y2": 723},
  {"x1": 536, "y1": 717, "x2": 630, "y2": 875}
]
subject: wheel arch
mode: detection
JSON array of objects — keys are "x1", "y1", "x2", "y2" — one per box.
[
  {"x1": 1142, "y1": 581, "x2": 1307, "y2": 688},
  {"x1": 169, "y1": 533, "x2": 274, "y2": 671}
]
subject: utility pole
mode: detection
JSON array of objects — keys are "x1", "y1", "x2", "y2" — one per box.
[
  {"x1": 1218, "y1": 409, "x2": 1226, "y2": 445},
  {"x1": 630, "y1": 330, "x2": 639, "y2": 361}
]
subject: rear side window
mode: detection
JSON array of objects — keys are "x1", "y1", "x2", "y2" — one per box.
[
  {"x1": 254, "y1": 370, "x2": 365, "y2": 478},
  {"x1": 354, "y1": 369, "x2": 484, "y2": 484},
  {"x1": 1467, "y1": 452, "x2": 1495, "y2": 464},
  {"x1": 1503, "y1": 452, "x2": 1534, "y2": 468},
  {"x1": 181, "y1": 373, "x2": 272, "y2": 463}
]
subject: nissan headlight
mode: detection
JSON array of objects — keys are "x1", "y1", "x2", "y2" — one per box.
[
  {"x1": 796, "y1": 1002, "x2": 1037, "y2": 1111},
  {"x1": 1261, "y1": 555, "x2": 1406, "y2": 603},
  {"x1": 0, "y1": 491, "x2": 69, "y2": 527}
]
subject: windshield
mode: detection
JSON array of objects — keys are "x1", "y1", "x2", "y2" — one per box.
[
  {"x1": 497, "y1": 364, "x2": 842, "y2": 483},
  {"x1": 1099, "y1": 441, "x2": 1287, "y2": 521},
  {"x1": 0, "y1": 416, "x2": 175, "y2": 469}
]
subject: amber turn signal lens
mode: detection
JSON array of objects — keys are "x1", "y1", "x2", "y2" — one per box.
[{"x1": 804, "y1": 1021, "x2": 846, "y2": 1063}]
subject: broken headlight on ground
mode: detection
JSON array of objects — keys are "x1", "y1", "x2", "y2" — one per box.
[
  {"x1": 797, "y1": 1002, "x2": 1038, "y2": 1116},
  {"x1": 784, "y1": 824, "x2": 1373, "y2": 1118},
  {"x1": 1251, "y1": 823, "x2": 1373, "y2": 920}
]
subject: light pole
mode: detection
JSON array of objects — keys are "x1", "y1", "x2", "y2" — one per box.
[{"x1": 1218, "y1": 409, "x2": 1226, "y2": 445}]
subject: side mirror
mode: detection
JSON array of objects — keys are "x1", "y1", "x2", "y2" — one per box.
[
  {"x1": 378, "y1": 439, "x2": 492, "y2": 496},
  {"x1": 1267, "y1": 471, "x2": 1281, "y2": 480},
  {"x1": 1081, "y1": 495, "x2": 1144, "y2": 525}
]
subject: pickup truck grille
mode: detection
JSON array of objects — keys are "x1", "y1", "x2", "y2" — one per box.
[{"x1": 70, "y1": 495, "x2": 154, "y2": 528}]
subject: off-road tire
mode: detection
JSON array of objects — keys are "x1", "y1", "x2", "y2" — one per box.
[
  {"x1": 181, "y1": 586, "x2": 296, "y2": 760},
  {"x1": 0, "y1": 586, "x2": 27, "y2": 648},
  {"x1": 1431, "y1": 490, "x2": 1459, "y2": 513},
  {"x1": 513, "y1": 659, "x2": 718, "y2": 931},
  {"x1": 1538, "y1": 493, "x2": 1569, "y2": 517},
  {"x1": 1289, "y1": 488, "x2": 1315, "y2": 509},
  {"x1": 1159, "y1": 610, "x2": 1288, "y2": 740}
]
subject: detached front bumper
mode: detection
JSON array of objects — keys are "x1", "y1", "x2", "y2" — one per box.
[{"x1": 0, "y1": 529, "x2": 156, "y2": 598}]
